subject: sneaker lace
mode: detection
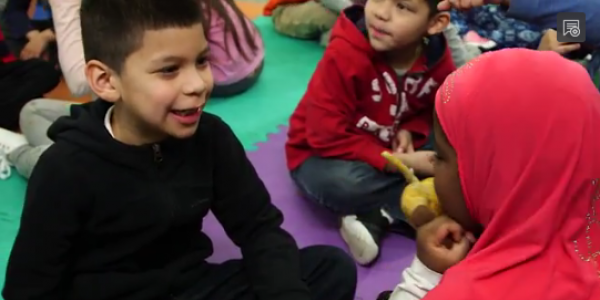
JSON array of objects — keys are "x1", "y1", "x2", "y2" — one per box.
[{"x1": 0, "y1": 144, "x2": 12, "y2": 180}]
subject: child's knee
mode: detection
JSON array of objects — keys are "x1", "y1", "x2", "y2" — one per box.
[
  {"x1": 19, "y1": 99, "x2": 44, "y2": 127},
  {"x1": 272, "y1": 1, "x2": 337, "y2": 39}
]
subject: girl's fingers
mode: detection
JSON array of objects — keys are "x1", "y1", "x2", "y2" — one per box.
[
  {"x1": 433, "y1": 219, "x2": 464, "y2": 245},
  {"x1": 465, "y1": 232, "x2": 476, "y2": 243}
]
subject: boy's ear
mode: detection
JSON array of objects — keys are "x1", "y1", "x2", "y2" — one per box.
[
  {"x1": 427, "y1": 11, "x2": 450, "y2": 36},
  {"x1": 85, "y1": 60, "x2": 121, "y2": 103}
]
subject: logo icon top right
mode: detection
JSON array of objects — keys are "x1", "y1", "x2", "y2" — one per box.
[{"x1": 557, "y1": 12, "x2": 586, "y2": 43}]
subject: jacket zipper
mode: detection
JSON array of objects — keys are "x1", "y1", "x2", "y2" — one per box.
[
  {"x1": 392, "y1": 73, "x2": 403, "y2": 135},
  {"x1": 152, "y1": 144, "x2": 163, "y2": 163},
  {"x1": 152, "y1": 144, "x2": 175, "y2": 219}
]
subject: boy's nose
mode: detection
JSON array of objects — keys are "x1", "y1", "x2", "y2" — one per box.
[
  {"x1": 374, "y1": 4, "x2": 391, "y2": 21},
  {"x1": 183, "y1": 69, "x2": 210, "y2": 96}
]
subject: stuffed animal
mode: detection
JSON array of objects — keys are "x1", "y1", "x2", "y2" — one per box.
[{"x1": 381, "y1": 151, "x2": 442, "y2": 227}]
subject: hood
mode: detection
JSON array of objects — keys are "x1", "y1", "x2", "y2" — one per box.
[
  {"x1": 331, "y1": 5, "x2": 450, "y2": 72},
  {"x1": 48, "y1": 100, "x2": 186, "y2": 171}
]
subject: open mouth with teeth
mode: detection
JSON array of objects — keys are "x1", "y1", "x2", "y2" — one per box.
[{"x1": 171, "y1": 108, "x2": 199, "y2": 116}]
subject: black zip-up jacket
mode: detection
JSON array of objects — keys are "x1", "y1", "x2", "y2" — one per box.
[{"x1": 2, "y1": 100, "x2": 310, "y2": 300}]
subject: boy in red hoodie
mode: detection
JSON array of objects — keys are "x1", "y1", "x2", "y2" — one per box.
[{"x1": 285, "y1": 0, "x2": 455, "y2": 265}]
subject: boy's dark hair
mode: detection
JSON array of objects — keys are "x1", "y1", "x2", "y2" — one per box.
[
  {"x1": 80, "y1": 0, "x2": 204, "y2": 73},
  {"x1": 201, "y1": 0, "x2": 259, "y2": 62},
  {"x1": 426, "y1": 0, "x2": 440, "y2": 16}
]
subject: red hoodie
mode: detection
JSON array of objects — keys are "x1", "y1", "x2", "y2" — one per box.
[{"x1": 285, "y1": 6, "x2": 456, "y2": 172}]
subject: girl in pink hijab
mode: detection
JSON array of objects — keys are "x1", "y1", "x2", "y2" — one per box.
[{"x1": 383, "y1": 48, "x2": 600, "y2": 300}]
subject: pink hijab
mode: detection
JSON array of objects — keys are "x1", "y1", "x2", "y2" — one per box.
[{"x1": 429, "y1": 49, "x2": 600, "y2": 300}]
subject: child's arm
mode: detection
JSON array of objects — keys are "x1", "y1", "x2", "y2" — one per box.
[
  {"x1": 388, "y1": 257, "x2": 443, "y2": 300},
  {"x1": 304, "y1": 53, "x2": 390, "y2": 171},
  {"x1": 48, "y1": 0, "x2": 91, "y2": 97},
  {"x1": 210, "y1": 118, "x2": 310, "y2": 300},
  {"x1": 394, "y1": 151, "x2": 435, "y2": 177},
  {"x1": 2, "y1": 146, "x2": 86, "y2": 300}
]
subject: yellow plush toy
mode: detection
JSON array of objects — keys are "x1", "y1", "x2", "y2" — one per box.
[{"x1": 381, "y1": 151, "x2": 442, "y2": 227}]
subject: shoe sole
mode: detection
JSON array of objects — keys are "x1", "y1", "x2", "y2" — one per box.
[{"x1": 340, "y1": 217, "x2": 380, "y2": 265}]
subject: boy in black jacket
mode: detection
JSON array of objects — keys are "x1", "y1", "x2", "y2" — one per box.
[{"x1": 2, "y1": 1, "x2": 357, "y2": 300}]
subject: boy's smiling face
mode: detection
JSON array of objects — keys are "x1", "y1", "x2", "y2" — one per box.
[
  {"x1": 364, "y1": 0, "x2": 446, "y2": 51},
  {"x1": 118, "y1": 23, "x2": 213, "y2": 141},
  {"x1": 88, "y1": 23, "x2": 213, "y2": 144}
]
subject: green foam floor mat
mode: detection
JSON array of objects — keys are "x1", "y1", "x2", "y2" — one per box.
[
  {"x1": 0, "y1": 175, "x2": 26, "y2": 296},
  {"x1": 205, "y1": 17, "x2": 323, "y2": 150},
  {"x1": 0, "y1": 16, "x2": 324, "y2": 296}
]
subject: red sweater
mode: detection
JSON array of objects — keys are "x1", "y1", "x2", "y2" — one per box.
[{"x1": 285, "y1": 6, "x2": 456, "y2": 171}]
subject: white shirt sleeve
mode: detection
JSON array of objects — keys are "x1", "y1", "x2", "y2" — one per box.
[
  {"x1": 388, "y1": 257, "x2": 443, "y2": 300},
  {"x1": 49, "y1": 0, "x2": 92, "y2": 97}
]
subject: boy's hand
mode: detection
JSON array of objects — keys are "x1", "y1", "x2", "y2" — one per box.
[
  {"x1": 538, "y1": 29, "x2": 581, "y2": 54},
  {"x1": 437, "y1": 0, "x2": 508, "y2": 11},
  {"x1": 393, "y1": 151, "x2": 435, "y2": 175},
  {"x1": 416, "y1": 216, "x2": 475, "y2": 274},
  {"x1": 393, "y1": 130, "x2": 414, "y2": 153},
  {"x1": 21, "y1": 35, "x2": 50, "y2": 60},
  {"x1": 410, "y1": 205, "x2": 437, "y2": 228}
]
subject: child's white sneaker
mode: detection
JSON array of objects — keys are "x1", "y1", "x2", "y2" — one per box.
[
  {"x1": 0, "y1": 128, "x2": 27, "y2": 180},
  {"x1": 340, "y1": 209, "x2": 391, "y2": 265}
]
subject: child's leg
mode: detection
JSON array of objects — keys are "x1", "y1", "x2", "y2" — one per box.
[
  {"x1": 212, "y1": 61, "x2": 264, "y2": 98},
  {"x1": 175, "y1": 246, "x2": 356, "y2": 300},
  {"x1": 271, "y1": 1, "x2": 337, "y2": 40},
  {"x1": 7, "y1": 99, "x2": 74, "y2": 179},
  {"x1": 291, "y1": 156, "x2": 407, "y2": 265}
]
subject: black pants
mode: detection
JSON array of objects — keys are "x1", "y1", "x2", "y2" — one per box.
[
  {"x1": 177, "y1": 246, "x2": 357, "y2": 300},
  {"x1": 0, "y1": 59, "x2": 60, "y2": 130}
]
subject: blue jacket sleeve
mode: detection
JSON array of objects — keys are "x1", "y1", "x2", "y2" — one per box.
[{"x1": 507, "y1": 0, "x2": 600, "y2": 47}]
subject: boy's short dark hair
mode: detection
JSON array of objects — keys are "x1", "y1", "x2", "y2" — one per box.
[
  {"x1": 425, "y1": 0, "x2": 440, "y2": 15},
  {"x1": 80, "y1": 0, "x2": 204, "y2": 73}
]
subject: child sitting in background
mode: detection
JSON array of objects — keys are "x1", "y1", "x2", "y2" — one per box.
[
  {"x1": 264, "y1": 0, "x2": 479, "y2": 68},
  {"x1": 205, "y1": 0, "x2": 265, "y2": 97},
  {"x1": 285, "y1": 0, "x2": 455, "y2": 265},
  {"x1": 0, "y1": 0, "x2": 265, "y2": 180},
  {"x1": 0, "y1": 15, "x2": 60, "y2": 180},
  {"x1": 2, "y1": 1, "x2": 357, "y2": 300},
  {"x1": 381, "y1": 49, "x2": 600, "y2": 300},
  {"x1": 0, "y1": 0, "x2": 89, "y2": 180},
  {"x1": 264, "y1": 0, "x2": 350, "y2": 45}
]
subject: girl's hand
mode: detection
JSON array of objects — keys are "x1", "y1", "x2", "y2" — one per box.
[{"x1": 416, "y1": 216, "x2": 475, "y2": 274}]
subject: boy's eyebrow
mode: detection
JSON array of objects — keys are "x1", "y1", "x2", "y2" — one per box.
[
  {"x1": 198, "y1": 47, "x2": 210, "y2": 57},
  {"x1": 151, "y1": 47, "x2": 210, "y2": 64}
]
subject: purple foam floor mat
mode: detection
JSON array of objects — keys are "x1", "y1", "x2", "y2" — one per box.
[{"x1": 202, "y1": 125, "x2": 416, "y2": 300}]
